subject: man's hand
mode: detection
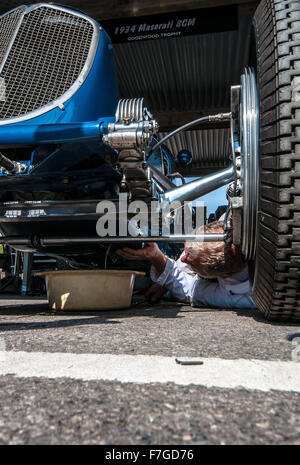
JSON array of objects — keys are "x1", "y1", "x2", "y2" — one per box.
[
  {"x1": 144, "y1": 283, "x2": 167, "y2": 303},
  {"x1": 116, "y1": 242, "x2": 159, "y2": 261},
  {"x1": 116, "y1": 242, "x2": 167, "y2": 275}
]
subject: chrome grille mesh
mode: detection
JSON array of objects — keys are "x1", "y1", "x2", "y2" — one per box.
[
  {"x1": 0, "y1": 6, "x2": 95, "y2": 120},
  {"x1": 0, "y1": 7, "x2": 24, "y2": 66}
]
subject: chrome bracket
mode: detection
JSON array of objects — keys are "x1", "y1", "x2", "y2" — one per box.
[{"x1": 103, "y1": 98, "x2": 159, "y2": 199}]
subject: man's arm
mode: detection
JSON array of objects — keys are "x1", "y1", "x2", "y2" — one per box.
[
  {"x1": 116, "y1": 244, "x2": 199, "y2": 304},
  {"x1": 116, "y1": 244, "x2": 256, "y2": 308}
]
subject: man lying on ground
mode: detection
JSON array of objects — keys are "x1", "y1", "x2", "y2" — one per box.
[{"x1": 116, "y1": 221, "x2": 256, "y2": 309}]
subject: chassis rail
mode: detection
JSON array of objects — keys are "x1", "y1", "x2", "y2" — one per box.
[{"x1": 0, "y1": 234, "x2": 226, "y2": 247}]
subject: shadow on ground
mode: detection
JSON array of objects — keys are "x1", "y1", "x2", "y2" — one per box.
[
  {"x1": 0, "y1": 295, "x2": 297, "y2": 333},
  {"x1": 0, "y1": 300, "x2": 186, "y2": 332}
]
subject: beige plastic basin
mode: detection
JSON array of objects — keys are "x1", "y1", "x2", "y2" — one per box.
[{"x1": 36, "y1": 269, "x2": 145, "y2": 311}]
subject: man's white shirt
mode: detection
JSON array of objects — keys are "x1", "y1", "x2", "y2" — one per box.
[{"x1": 150, "y1": 255, "x2": 256, "y2": 309}]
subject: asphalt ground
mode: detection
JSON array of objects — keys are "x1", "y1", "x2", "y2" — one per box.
[{"x1": 0, "y1": 296, "x2": 299, "y2": 445}]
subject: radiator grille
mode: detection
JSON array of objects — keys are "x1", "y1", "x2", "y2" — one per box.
[
  {"x1": 0, "y1": 6, "x2": 95, "y2": 120},
  {"x1": 0, "y1": 7, "x2": 24, "y2": 66}
]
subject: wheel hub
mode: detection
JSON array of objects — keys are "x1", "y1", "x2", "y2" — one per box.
[{"x1": 231, "y1": 67, "x2": 259, "y2": 261}]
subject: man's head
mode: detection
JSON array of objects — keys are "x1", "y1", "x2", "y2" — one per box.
[{"x1": 181, "y1": 221, "x2": 247, "y2": 278}]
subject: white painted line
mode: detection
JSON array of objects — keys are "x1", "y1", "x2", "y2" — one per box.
[{"x1": 0, "y1": 351, "x2": 299, "y2": 392}]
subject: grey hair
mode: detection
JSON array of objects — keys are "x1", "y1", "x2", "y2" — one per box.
[{"x1": 185, "y1": 221, "x2": 247, "y2": 277}]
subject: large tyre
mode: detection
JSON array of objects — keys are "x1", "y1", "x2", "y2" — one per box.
[{"x1": 252, "y1": 0, "x2": 300, "y2": 320}]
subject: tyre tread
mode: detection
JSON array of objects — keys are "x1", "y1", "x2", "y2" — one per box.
[{"x1": 252, "y1": 0, "x2": 300, "y2": 321}]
